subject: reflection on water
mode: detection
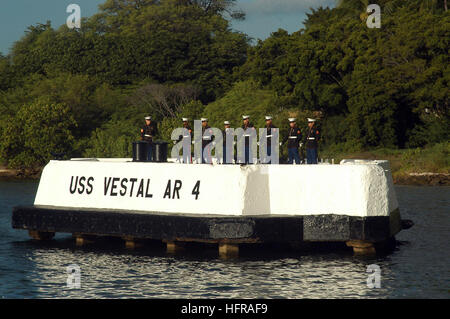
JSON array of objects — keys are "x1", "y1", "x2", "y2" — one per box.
[
  {"x1": 4, "y1": 244, "x2": 394, "y2": 299},
  {"x1": 0, "y1": 181, "x2": 449, "y2": 298}
]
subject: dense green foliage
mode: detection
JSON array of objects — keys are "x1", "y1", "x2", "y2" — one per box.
[
  {"x1": 0, "y1": 98, "x2": 76, "y2": 169},
  {"x1": 238, "y1": 0, "x2": 449, "y2": 150},
  {"x1": 0, "y1": 0, "x2": 448, "y2": 169}
]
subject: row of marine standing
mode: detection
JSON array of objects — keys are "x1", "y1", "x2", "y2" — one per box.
[
  {"x1": 140, "y1": 115, "x2": 320, "y2": 164},
  {"x1": 222, "y1": 115, "x2": 320, "y2": 165},
  {"x1": 281, "y1": 117, "x2": 320, "y2": 164}
]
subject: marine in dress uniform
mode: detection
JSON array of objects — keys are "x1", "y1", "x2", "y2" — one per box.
[
  {"x1": 177, "y1": 118, "x2": 192, "y2": 164},
  {"x1": 201, "y1": 118, "x2": 214, "y2": 164},
  {"x1": 306, "y1": 118, "x2": 320, "y2": 164},
  {"x1": 140, "y1": 116, "x2": 158, "y2": 161},
  {"x1": 222, "y1": 121, "x2": 233, "y2": 164},
  {"x1": 283, "y1": 118, "x2": 302, "y2": 164},
  {"x1": 241, "y1": 115, "x2": 256, "y2": 164},
  {"x1": 263, "y1": 116, "x2": 277, "y2": 164}
]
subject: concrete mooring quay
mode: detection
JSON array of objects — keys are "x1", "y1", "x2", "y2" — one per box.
[{"x1": 11, "y1": 159, "x2": 412, "y2": 257}]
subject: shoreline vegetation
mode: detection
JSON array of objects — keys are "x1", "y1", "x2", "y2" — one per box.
[
  {"x1": 0, "y1": 1, "x2": 448, "y2": 183},
  {"x1": 321, "y1": 143, "x2": 450, "y2": 186}
]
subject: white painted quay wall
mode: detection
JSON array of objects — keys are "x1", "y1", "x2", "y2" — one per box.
[{"x1": 34, "y1": 159, "x2": 398, "y2": 217}]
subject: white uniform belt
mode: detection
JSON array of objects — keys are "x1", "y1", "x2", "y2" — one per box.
[
  {"x1": 202, "y1": 137, "x2": 211, "y2": 140},
  {"x1": 266, "y1": 135, "x2": 273, "y2": 138},
  {"x1": 308, "y1": 137, "x2": 315, "y2": 140},
  {"x1": 144, "y1": 134, "x2": 152, "y2": 137},
  {"x1": 289, "y1": 136, "x2": 297, "y2": 139}
]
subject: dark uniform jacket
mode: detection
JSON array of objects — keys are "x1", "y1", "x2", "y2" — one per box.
[
  {"x1": 306, "y1": 126, "x2": 320, "y2": 149},
  {"x1": 141, "y1": 122, "x2": 158, "y2": 143},
  {"x1": 284, "y1": 126, "x2": 302, "y2": 149}
]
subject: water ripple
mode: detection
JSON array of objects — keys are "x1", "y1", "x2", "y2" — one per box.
[{"x1": 0, "y1": 182, "x2": 449, "y2": 298}]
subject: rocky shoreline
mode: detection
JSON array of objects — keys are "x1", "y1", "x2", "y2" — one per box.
[
  {"x1": 0, "y1": 167, "x2": 42, "y2": 180},
  {"x1": 394, "y1": 173, "x2": 450, "y2": 186},
  {"x1": 0, "y1": 168, "x2": 18, "y2": 179}
]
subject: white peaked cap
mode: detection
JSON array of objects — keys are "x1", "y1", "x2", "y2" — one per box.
[
  {"x1": 145, "y1": 116, "x2": 151, "y2": 120},
  {"x1": 265, "y1": 116, "x2": 272, "y2": 120},
  {"x1": 308, "y1": 118, "x2": 316, "y2": 122},
  {"x1": 224, "y1": 121, "x2": 230, "y2": 125},
  {"x1": 288, "y1": 118, "x2": 296, "y2": 122},
  {"x1": 201, "y1": 118, "x2": 208, "y2": 122},
  {"x1": 182, "y1": 117, "x2": 189, "y2": 122},
  {"x1": 242, "y1": 115, "x2": 250, "y2": 120}
]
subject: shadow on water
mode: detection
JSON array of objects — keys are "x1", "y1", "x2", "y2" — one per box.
[
  {"x1": 8, "y1": 234, "x2": 388, "y2": 299},
  {"x1": 12, "y1": 235, "x2": 381, "y2": 262}
]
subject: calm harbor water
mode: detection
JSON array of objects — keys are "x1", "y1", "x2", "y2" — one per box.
[{"x1": 0, "y1": 180, "x2": 448, "y2": 299}]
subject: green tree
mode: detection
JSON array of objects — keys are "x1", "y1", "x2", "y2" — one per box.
[
  {"x1": 9, "y1": 21, "x2": 56, "y2": 78},
  {"x1": 346, "y1": 49, "x2": 398, "y2": 148},
  {"x1": 186, "y1": 0, "x2": 245, "y2": 20},
  {"x1": 7, "y1": 1, "x2": 248, "y2": 102},
  {"x1": 237, "y1": 0, "x2": 449, "y2": 149},
  {"x1": 159, "y1": 99, "x2": 204, "y2": 146},
  {"x1": 0, "y1": 54, "x2": 15, "y2": 91},
  {"x1": 0, "y1": 98, "x2": 77, "y2": 169},
  {"x1": 23, "y1": 73, "x2": 118, "y2": 139},
  {"x1": 83, "y1": 119, "x2": 138, "y2": 158}
]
